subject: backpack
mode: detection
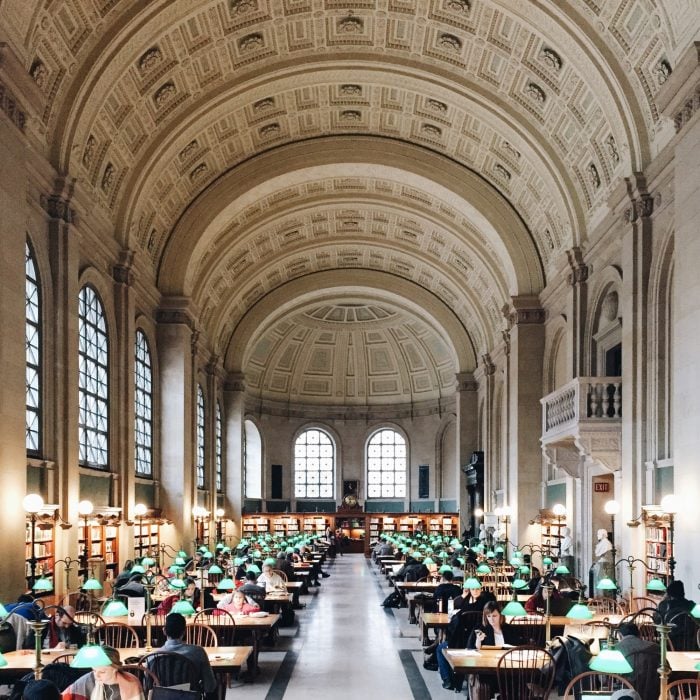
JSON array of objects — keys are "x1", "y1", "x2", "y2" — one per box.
[
  {"x1": 382, "y1": 591, "x2": 403, "y2": 608},
  {"x1": 549, "y1": 635, "x2": 593, "y2": 694}
]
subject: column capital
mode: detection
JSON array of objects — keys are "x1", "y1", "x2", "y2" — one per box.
[
  {"x1": 112, "y1": 249, "x2": 135, "y2": 286},
  {"x1": 156, "y1": 297, "x2": 195, "y2": 329},
  {"x1": 480, "y1": 353, "x2": 496, "y2": 376},
  {"x1": 455, "y1": 372, "x2": 478, "y2": 392},
  {"x1": 566, "y1": 247, "x2": 590, "y2": 286},
  {"x1": 502, "y1": 295, "x2": 545, "y2": 328},
  {"x1": 40, "y1": 193, "x2": 76, "y2": 224},
  {"x1": 224, "y1": 372, "x2": 246, "y2": 392}
]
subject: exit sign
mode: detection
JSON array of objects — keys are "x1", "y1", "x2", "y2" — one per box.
[{"x1": 594, "y1": 482, "x2": 610, "y2": 492}]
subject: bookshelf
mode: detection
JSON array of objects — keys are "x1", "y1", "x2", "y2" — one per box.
[
  {"x1": 25, "y1": 520, "x2": 54, "y2": 590},
  {"x1": 303, "y1": 516, "x2": 329, "y2": 535},
  {"x1": 79, "y1": 522, "x2": 120, "y2": 582},
  {"x1": 242, "y1": 515, "x2": 271, "y2": 536},
  {"x1": 539, "y1": 509, "x2": 566, "y2": 559},
  {"x1": 272, "y1": 515, "x2": 300, "y2": 537},
  {"x1": 134, "y1": 521, "x2": 159, "y2": 560},
  {"x1": 643, "y1": 509, "x2": 673, "y2": 585}
]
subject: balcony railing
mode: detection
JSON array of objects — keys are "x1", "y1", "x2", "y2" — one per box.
[{"x1": 541, "y1": 377, "x2": 622, "y2": 439}]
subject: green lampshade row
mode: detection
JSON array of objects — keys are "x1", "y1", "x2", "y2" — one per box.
[
  {"x1": 589, "y1": 649, "x2": 633, "y2": 674},
  {"x1": 476, "y1": 564, "x2": 491, "y2": 574},
  {"x1": 71, "y1": 644, "x2": 114, "y2": 668},
  {"x1": 130, "y1": 565, "x2": 146, "y2": 574},
  {"x1": 169, "y1": 579, "x2": 186, "y2": 590},
  {"x1": 543, "y1": 557, "x2": 553, "y2": 566},
  {"x1": 102, "y1": 599, "x2": 129, "y2": 617},
  {"x1": 463, "y1": 577, "x2": 482, "y2": 589}
]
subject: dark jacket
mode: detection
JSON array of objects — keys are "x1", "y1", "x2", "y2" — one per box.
[
  {"x1": 466, "y1": 622, "x2": 523, "y2": 649},
  {"x1": 616, "y1": 635, "x2": 660, "y2": 700},
  {"x1": 433, "y1": 583, "x2": 462, "y2": 612},
  {"x1": 24, "y1": 618, "x2": 86, "y2": 650},
  {"x1": 657, "y1": 595, "x2": 694, "y2": 623}
]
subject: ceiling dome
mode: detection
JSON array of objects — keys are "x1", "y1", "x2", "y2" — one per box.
[{"x1": 244, "y1": 301, "x2": 457, "y2": 407}]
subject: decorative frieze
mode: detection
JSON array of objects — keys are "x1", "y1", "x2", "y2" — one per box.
[{"x1": 155, "y1": 308, "x2": 195, "y2": 329}]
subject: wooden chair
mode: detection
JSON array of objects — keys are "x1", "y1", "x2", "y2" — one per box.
[
  {"x1": 563, "y1": 671, "x2": 636, "y2": 698},
  {"x1": 666, "y1": 678, "x2": 700, "y2": 699},
  {"x1": 121, "y1": 664, "x2": 160, "y2": 694},
  {"x1": 51, "y1": 653, "x2": 78, "y2": 664},
  {"x1": 496, "y1": 645, "x2": 555, "y2": 700},
  {"x1": 72, "y1": 610, "x2": 105, "y2": 628},
  {"x1": 271, "y1": 569, "x2": 288, "y2": 582},
  {"x1": 509, "y1": 614, "x2": 547, "y2": 647},
  {"x1": 140, "y1": 651, "x2": 201, "y2": 693},
  {"x1": 667, "y1": 611, "x2": 699, "y2": 651},
  {"x1": 184, "y1": 622, "x2": 218, "y2": 647},
  {"x1": 631, "y1": 596, "x2": 658, "y2": 612},
  {"x1": 42, "y1": 661, "x2": 90, "y2": 691},
  {"x1": 96, "y1": 621, "x2": 141, "y2": 648},
  {"x1": 587, "y1": 596, "x2": 624, "y2": 615},
  {"x1": 193, "y1": 608, "x2": 237, "y2": 646},
  {"x1": 142, "y1": 611, "x2": 168, "y2": 647}
]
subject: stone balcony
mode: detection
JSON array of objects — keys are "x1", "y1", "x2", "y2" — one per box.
[{"x1": 540, "y1": 377, "x2": 622, "y2": 472}]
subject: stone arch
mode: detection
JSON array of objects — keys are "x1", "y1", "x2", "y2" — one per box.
[
  {"x1": 291, "y1": 421, "x2": 342, "y2": 501},
  {"x1": 544, "y1": 315, "x2": 569, "y2": 393},
  {"x1": 586, "y1": 266, "x2": 624, "y2": 376}
]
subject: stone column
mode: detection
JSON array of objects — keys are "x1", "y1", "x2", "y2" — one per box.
[
  {"x1": 504, "y1": 296, "x2": 546, "y2": 547},
  {"x1": 205, "y1": 357, "x2": 220, "y2": 518},
  {"x1": 455, "y1": 372, "x2": 479, "y2": 518},
  {"x1": 224, "y1": 374, "x2": 246, "y2": 543},
  {"x1": 619, "y1": 176, "x2": 653, "y2": 563},
  {"x1": 156, "y1": 306, "x2": 195, "y2": 550},
  {"x1": 566, "y1": 247, "x2": 590, "y2": 378},
  {"x1": 657, "y1": 42, "x2": 700, "y2": 585},
  {"x1": 479, "y1": 355, "x2": 496, "y2": 509},
  {"x1": 113, "y1": 251, "x2": 135, "y2": 554}
]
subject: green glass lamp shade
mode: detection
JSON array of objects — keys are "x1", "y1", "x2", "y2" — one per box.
[
  {"x1": 438, "y1": 564, "x2": 452, "y2": 574},
  {"x1": 589, "y1": 649, "x2": 633, "y2": 674},
  {"x1": 0, "y1": 651, "x2": 7, "y2": 668},
  {"x1": 518, "y1": 565, "x2": 531, "y2": 575},
  {"x1": 567, "y1": 603, "x2": 594, "y2": 620},
  {"x1": 102, "y1": 599, "x2": 129, "y2": 617},
  {"x1": 476, "y1": 563, "x2": 491, "y2": 574},
  {"x1": 233, "y1": 557, "x2": 245, "y2": 566},
  {"x1": 141, "y1": 556, "x2": 156, "y2": 567},
  {"x1": 264, "y1": 557, "x2": 277, "y2": 566},
  {"x1": 285, "y1": 546, "x2": 294, "y2": 554},
  {"x1": 422, "y1": 557, "x2": 435, "y2": 566},
  {"x1": 695, "y1": 662, "x2": 700, "y2": 671},
  {"x1": 174, "y1": 557, "x2": 186, "y2": 566},
  {"x1": 0, "y1": 604, "x2": 9, "y2": 619},
  {"x1": 494, "y1": 545, "x2": 504, "y2": 554},
  {"x1": 543, "y1": 557, "x2": 553, "y2": 566},
  {"x1": 207, "y1": 564, "x2": 223, "y2": 575},
  {"x1": 457, "y1": 557, "x2": 465, "y2": 565},
  {"x1": 501, "y1": 599, "x2": 527, "y2": 616},
  {"x1": 450, "y1": 538, "x2": 461, "y2": 547},
  {"x1": 169, "y1": 578, "x2": 186, "y2": 590},
  {"x1": 171, "y1": 599, "x2": 196, "y2": 616},
  {"x1": 511, "y1": 550, "x2": 523, "y2": 559},
  {"x1": 217, "y1": 577, "x2": 235, "y2": 590},
  {"x1": 177, "y1": 550, "x2": 188, "y2": 558},
  {"x1": 198, "y1": 546, "x2": 207, "y2": 553},
  {"x1": 690, "y1": 603, "x2": 700, "y2": 619},
  {"x1": 247, "y1": 564, "x2": 261, "y2": 575},
  {"x1": 485, "y1": 550, "x2": 495, "y2": 559},
  {"x1": 453, "y1": 543, "x2": 464, "y2": 550},
  {"x1": 512, "y1": 579, "x2": 529, "y2": 590},
  {"x1": 82, "y1": 577, "x2": 103, "y2": 591},
  {"x1": 596, "y1": 578, "x2": 617, "y2": 591},
  {"x1": 216, "y1": 543, "x2": 224, "y2": 550},
  {"x1": 222, "y1": 547, "x2": 231, "y2": 554},
  {"x1": 168, "y1": 565, "x2": 183, "y2": 575},
  {"x1": 509, "y1": 558, "x2": 522, "y2": 567},
  {"x1": 32, "y1": 577, "x2": 53, "y2": 592},
  {"x1": 463, "y1": 577, "x2": 482, "y2": 589},
  {"x1": 71, "y1": 644, "x2": 114, "y2": 668},
  {"x1": 203, "y1": 551, "x2": 214, "y2": 559},
  {"x1": 646, "y1": 578, "x2": 667, "y2": 593},
  {"x1": 555, "y1": 564, "x2": 571, "y2": 575},
  {"x1": 439, "y1": 551, "x2": 449, "y2": 559},
  {"x1": 130, "y1": 565, "x2": 146, "y2": 574}
]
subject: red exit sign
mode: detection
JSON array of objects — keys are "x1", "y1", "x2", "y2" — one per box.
[{"x1": 594, "y1": 482, "x2": 610, "y2": 492}]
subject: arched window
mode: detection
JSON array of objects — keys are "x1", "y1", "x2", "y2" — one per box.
[
  {"x1": 294, "y1": 428, "x2": 334, "y2": 499},
  {"x1": 78, "y1": 285, "x2": 109, "y2": 469},
  {"x1": 244, "y1": 419, "x2": 262, "y2": 499},
  {"x1": 367, "y1": 429, "x2": 407, "y2": 498},
  {"x1": 134, "y1": 330, "x2": 153, "y2": 477},
  {"x1": 25, "y1": 241, "x2": 41, "y2": 454},
  {"x1": 196, "y1": 385, "x2": 205, "y2": 488},
  {"x1": 215, "y1": 402, "x2": 223, "y2": 492}
]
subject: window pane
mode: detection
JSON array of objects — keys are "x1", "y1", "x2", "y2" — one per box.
[
  {"x1": 215, "y1": 403, "x2": 223, "y2": 492},
  {"x1": 366, "y1": 428, "x2": 407, "y2": 499},
  {"x1": 78, "y1": 286, "x2": 108, "y2": 469},
  {"x1": 25, "y1": 243, "x2": 41, "y2": 454},
  {"x1": 196, "y1": 386, "x2": 205, "y2": 488},
  {"x1": 134, "y1": 330, "x2": 153, "y2": 477},
  {"x1": 294, "y1": 428, "x2": 335, "y2": 499},
  {"x1": 244, "y1": 419, "x2": 262, "y2": 499}
]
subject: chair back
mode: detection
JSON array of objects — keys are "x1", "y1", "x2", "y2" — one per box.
[
  {"x1": 562, "y1": 671, "x2": 636, "y2": 698},
  {"x1": 193, "y1": 608, "x2": 236, "y2": 646},
  {"x1": 587, "y1": 596, "x2": 623, "y2": 615},
  {"x1": 141, "y1": 651, "x2": 200, "y2": 692},
  {"x1": 667, "y1": 611, "x2": 699, "y2": 651},
  {"x1": 42, "y1": 661, "x2": 90, "y2": 691},
  {"x1": 631, "y1": 596, "x2": 658, "y2": 612},
  {"x1": 496, "y1": 645, "x2": 555, "y2": 700},
  {"x1": 96, "y1": 621, "x2": 141, "y2": 648},
  {"x1": 509, "y1": 614, "x2": 546, "y2": 647},
  {"x1": 666, "y1": 679, "x2": 700, "y2": 700},
  {"x1": 271, "y1": 569, "x2": 288, "y2": 582},
  {"x1": 72, "y1": 611, "x2": 105, "y2": 628},
  {"x1": 51, "y1": 653, "x2": 78, "y2": 664},
  {"x1": 184, "y1": 622, "x2": 218, "y2": 647},
  {"x1": 121, "y1": 664, "x2": 160, "y2": 694},
  {"x1": 142, "y1": 611, "x2": 168, "y2": 647}
]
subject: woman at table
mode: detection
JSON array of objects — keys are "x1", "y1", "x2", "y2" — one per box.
[
  {"x1": 217, "y1": 588, "x2": 261, "y2": 615},
  {"x1": 61, "y1": 645, "x2": 144, "y2": 700}
]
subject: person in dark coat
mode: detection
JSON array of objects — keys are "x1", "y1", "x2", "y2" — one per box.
[
  {"x1": 657, "y1": 579, "x2": 695, "y2": 622},
  {"x1": 615, "y1": 622, "x2": 660, "y2": 700}
]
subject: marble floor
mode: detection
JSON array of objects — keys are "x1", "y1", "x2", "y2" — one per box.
[{"x1": 226, "y1": 553, "x2": 446, "y2": 699}]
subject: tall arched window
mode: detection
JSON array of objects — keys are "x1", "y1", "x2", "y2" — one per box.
[
  {"x1": 134, "y1": 330, "x2": 153, "y2": 477},
  {"x1": 78, "y1": 285, "x2": 109, "y2": 469},
  {"x1": 244, "y1": 419, "x2": 262, "y2": 499},
  {"x1": 294, "y1": 428, "x2": 334, "y2": 499},
  {"x1": 367, "y1": 428, "x2": 407, "y2": 498},
  {"x1": 25, "y1": 242, "x2": 41, "y2": 454},
  {"x1": 215, "y1": 402, "x2": 223, "y2": 492},
  {"x1": 196, "y1": 385, "x2": 205, "y2": 488}
]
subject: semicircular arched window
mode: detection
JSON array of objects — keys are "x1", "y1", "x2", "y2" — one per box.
[
  {"x1": 294, "y1": 428, "x2": 334, "y2": 499},
  {"x1": 366, "y1": 428, "x2": 407, "y2": 498},
  {"x1": 196, "y1": 385, "x2": 205, "y2": 489},
  {"x1": 134, "y1": 330, "x2": 153, "y2": 477},
  {"x1": 26, "y1": 241, "x2": 41, "y2": 455}
]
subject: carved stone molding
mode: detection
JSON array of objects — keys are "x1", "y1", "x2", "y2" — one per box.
[
  {"x1": 566, "y1": 247, "x2": 589, "y2": 286},
  {"x1": 155, "y1": 308, "x2": 195, "y2": 328},
  {"x1": 456, "y1": 372, "x2": 478, "y2": 392},
  {"x1": 623, "y1": 194, "x2": 654, "y2": 223},
  {"x1": 40, "y1": 194, "x2": 75, "y2": 223},
  {"x1": 112, "y1": 249, "x2": 135, "y2": 286},
  {"x1": 225, "y1": 372, "x2": 246, "y2": 393},
  {"x1": 481, "y1": 353, "x2": 496, "y2": 376},
  {"x1": 503, "y1": 301, "x2": 545, "y2": 327}
]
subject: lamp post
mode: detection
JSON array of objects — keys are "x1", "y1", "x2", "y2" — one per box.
[
  {"x1": 23, "y1": 494, "x2": 44, "y2": 590},
  {"x1": 552, "y1": 503, "x2": 567, "y2": 560},
  {"x1": 215, "y1": 508, "x2": 225, "y2": 544},
  {"x1": 660, "y1": 494, "x2": 677, "y2": 581},
  {"x1": 604, "y1": 500, "x2": 620, "y2": 569},
  {"x1": 612, "y1": 555, "x2": 664, "y2": 609},
  {"x1": 134, "y1": 503, "x2": 148, "y2": 558},
  {"x1": 192, "y1": 506, "x2": 209, "y2": 548},
  {"x1": 77, "y1": 499, "x2": 93, "y2": 581},
  {"x1": 655, "y1": 622, "x2": 673, "y2": 700}
]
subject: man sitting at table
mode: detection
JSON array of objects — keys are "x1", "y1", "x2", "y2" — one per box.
[
  {"x1": 616, "y1": 622, "x2": 660, "y2": 700},
  {"x1": 23, "y1": 605, "x2": 86, "y2": 650},
  {"x1": 433, "y1": 571, "x2": 462, "y2": 614},
  {"x1": 257, "y1": 561, "x2": 286, "y2": 591},
  {"x1": 159, "y1": 612, "x2": 217, "y2": 698}
]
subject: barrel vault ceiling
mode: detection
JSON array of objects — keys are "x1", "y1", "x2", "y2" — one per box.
[{"x1": 2, "y1": 0, "x2": 696, "y2": 404}]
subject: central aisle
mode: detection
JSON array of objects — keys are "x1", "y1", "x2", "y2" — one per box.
[{"x1": 279, "y1": 553, "x2": 419, "y2": 699}]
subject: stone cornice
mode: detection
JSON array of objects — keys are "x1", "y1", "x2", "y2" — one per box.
[
  {"x1": 225, "y1": 372, "x2": 246, "y2": 393},
  {"x1": 455, "y1": 372, "x2": 478, "y2": 392},
  {"x1": 0, "y1": 42, "x2": 45, "y2": 129},
  {"x1": 502, "y1": 295, "x2": 545, "y2": 327},
  {"x1": 39, "y1": 193, "x2": 76, "y2": 224},
  {"x1": 113, "y1": 249, "x2": 135, "y2": 286},
  {"x1": 655, "y1": 41, "x2": 700, "y2": 134},
  {"x1": 566, "y1": 247, "x2": 589, "y2": 286}
]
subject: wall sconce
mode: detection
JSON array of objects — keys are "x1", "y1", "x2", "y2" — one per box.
[
  {"x1": 192, "y1": 506, "x2": 210, "y2": 548},
  {"x1": 23, "y1": 494, "x2": 44, "y2": 589}
]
